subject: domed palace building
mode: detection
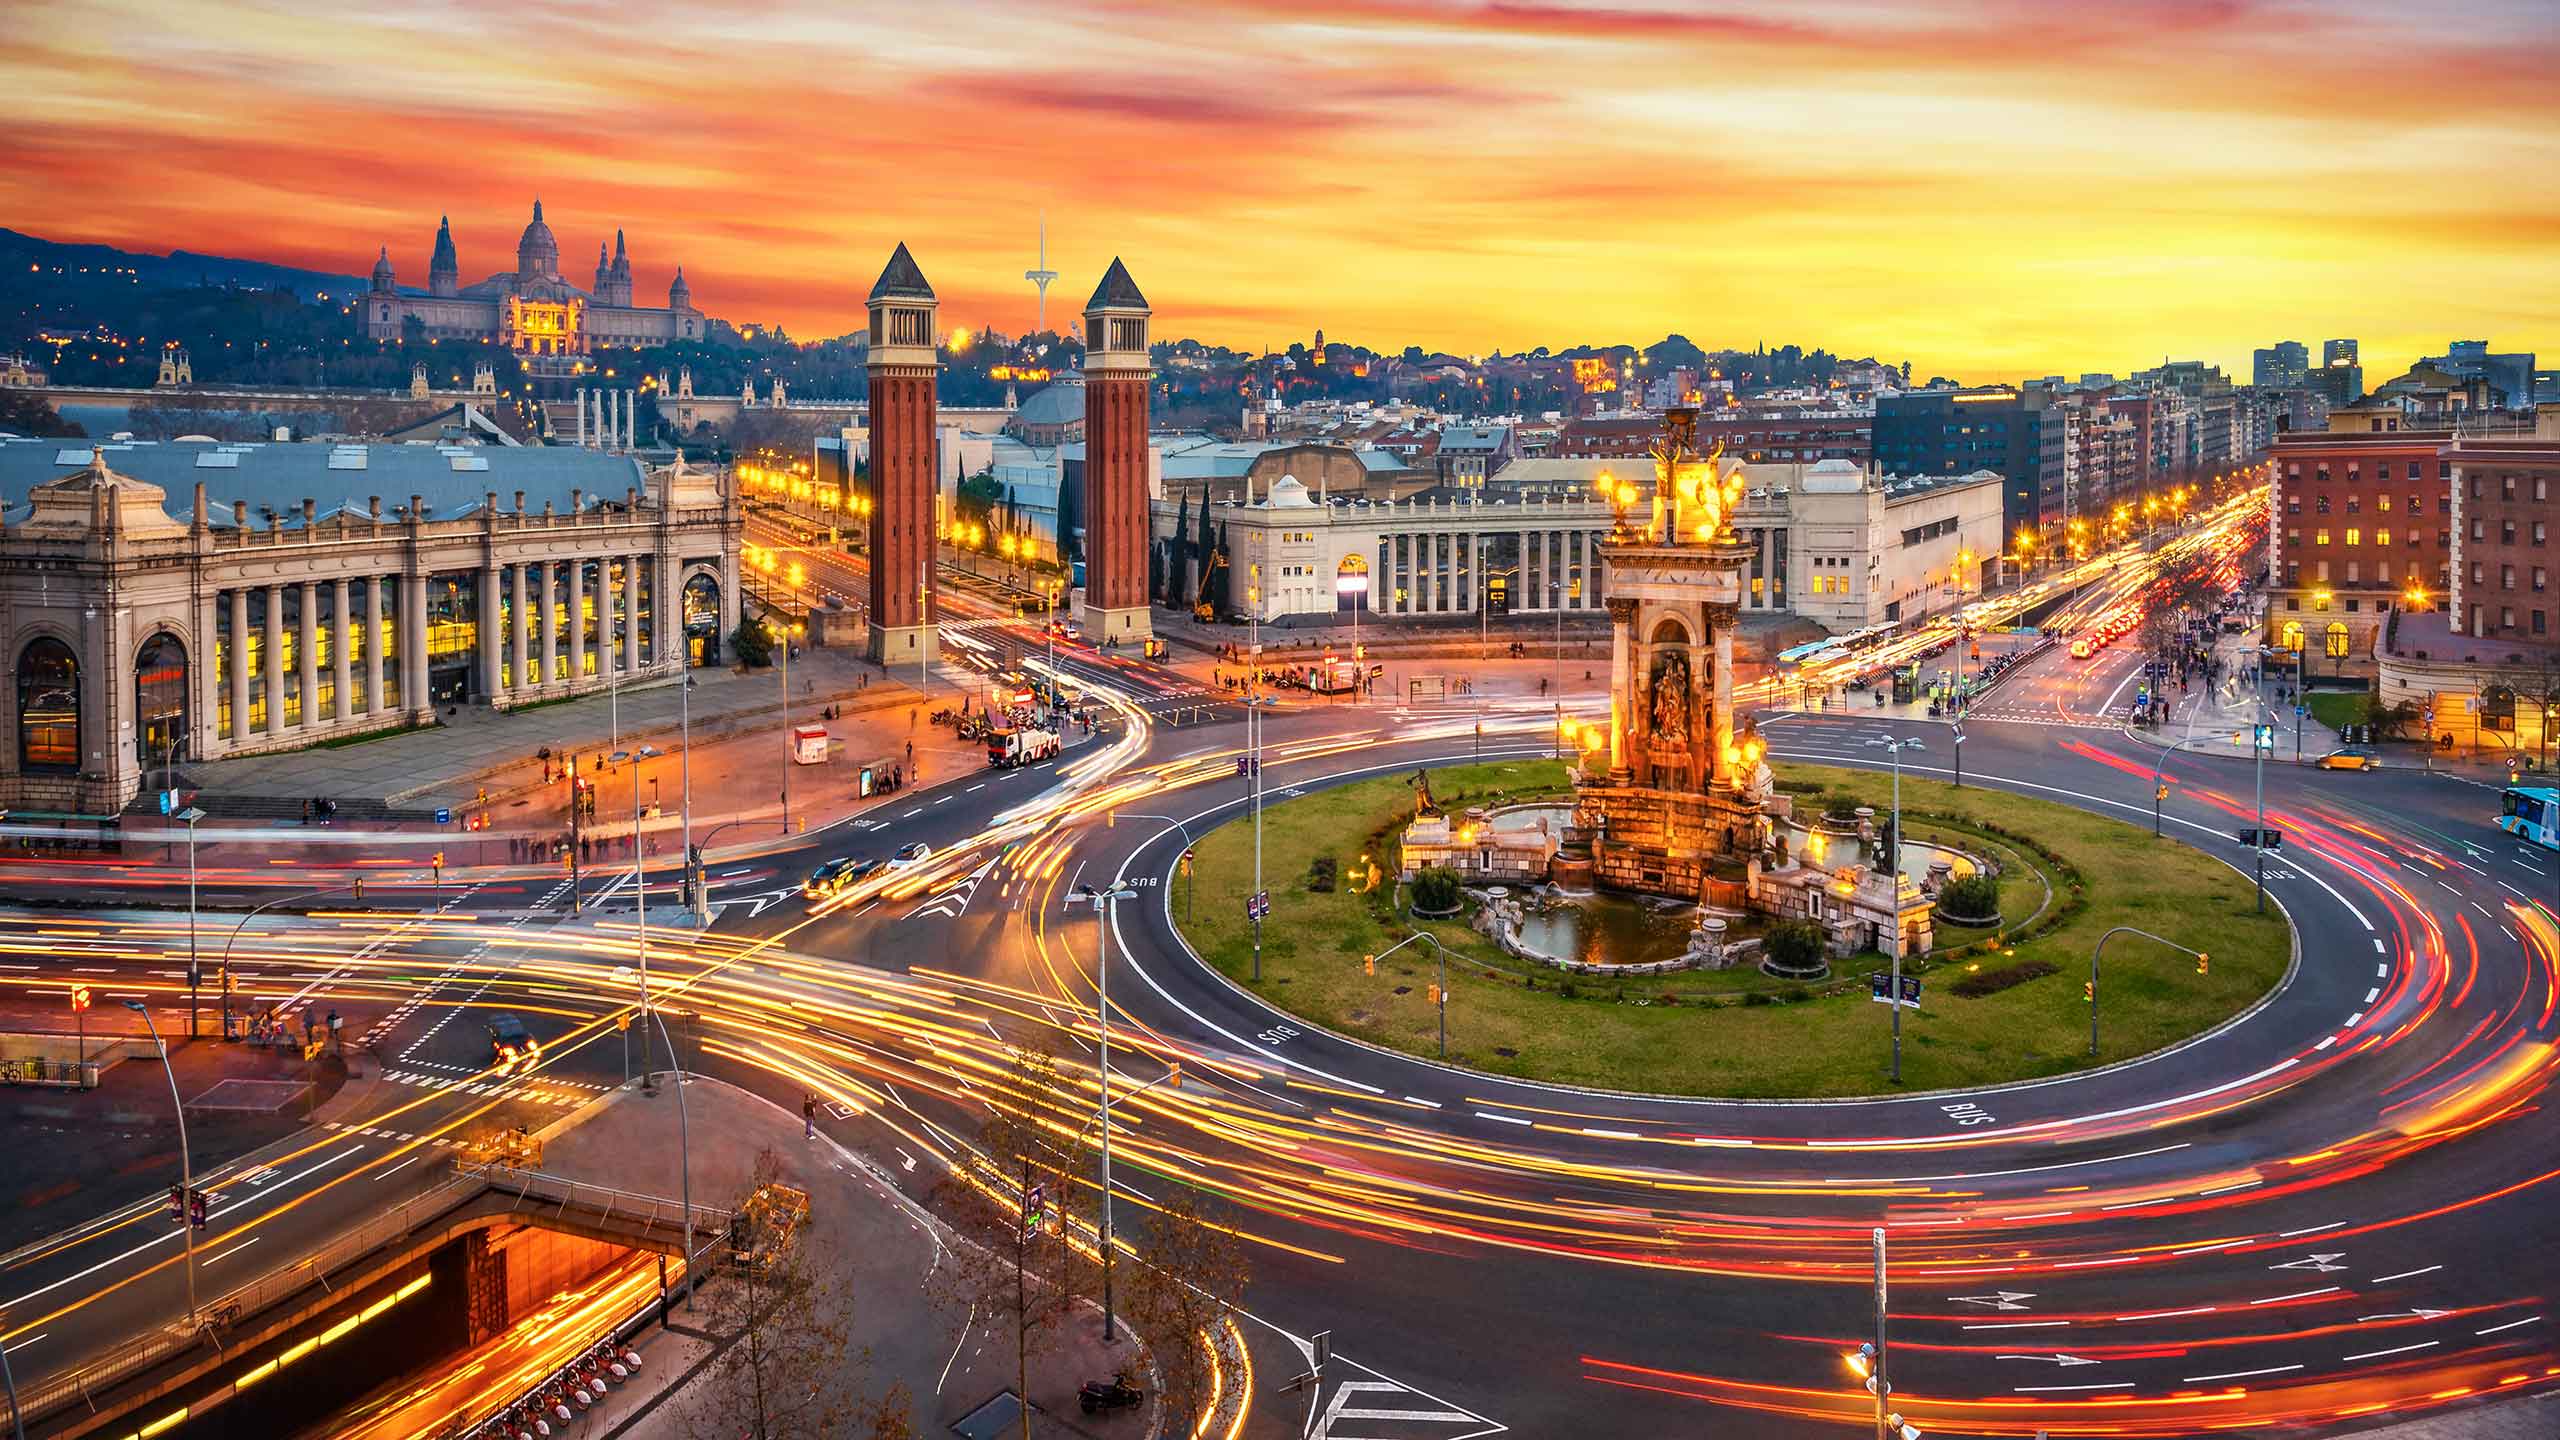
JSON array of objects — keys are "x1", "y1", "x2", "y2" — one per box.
[{"x1": 363, "y1": 202, "x2": 707, "y2": 377}]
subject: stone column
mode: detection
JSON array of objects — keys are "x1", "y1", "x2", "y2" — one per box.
[
  {"x1": 261, "y1": 585, "x2": 286, "y2": 737},
  {"x1": 477, "y1": 564, "x2": 503, "y2": 700},
  {"x1": 569, "y1": 559, "x2": 589, "y2": 682},
  {"x1": 1605, "y1": 597, "x2": 1637, "y2": 774},
  {"x1": 1709, "y1": 601, "x2": 1737, "y2": 788},
  {"x1": 509, "y1": 564, "x2": 529, "y2": 692},
  {"x1": 295, "y1": 581, "x2": 320, "y2": 729},
  {"x1": 227, "y1": 589, "x2": 250, "y2": 747},
  {"x1": 401, "y1": 572, "x2": 429, "y2": 716},
  {"x1": 331, "y1": 577, "x2": 353, "y2": 722},
  {"x1": 364, "y1": 578, "x2": 387, "y2": 717},
  {"x1": 623, "y1": 554, "x2": 642, "y2": 673},
  {"x1": 540, "y1": 561, "x2": 559, "y2": 685}
]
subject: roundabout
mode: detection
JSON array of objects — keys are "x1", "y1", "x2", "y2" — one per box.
[{"x1": 1165, "y1": 756, "x2": 2292, "y2": 1098}]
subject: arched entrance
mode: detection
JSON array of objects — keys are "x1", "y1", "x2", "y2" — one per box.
[
  {"x1": 135, "y1": 632, "x2": 189, "y2": 786},
  {"x1": 1335, "y1": 554, "x2": 1371, "y2": 614},
  {"x1": 684, "y1": 572, "x2": 723, "y2": 666},
  {"x1": 2279, "y1": 619, "x2": 2305, "y2": 653},
  {"x1": 17, "y1": 637, "x2": 80, "y2": 774}
]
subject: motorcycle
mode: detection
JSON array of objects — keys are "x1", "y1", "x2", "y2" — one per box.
[{"x1": 1079, "y1": 1374, "x2": 1144, "y2": 1414}]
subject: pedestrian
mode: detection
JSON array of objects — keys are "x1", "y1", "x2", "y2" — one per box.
[{"x1": 803, "y1": 1093, "x2": 817, "y2": 1139}]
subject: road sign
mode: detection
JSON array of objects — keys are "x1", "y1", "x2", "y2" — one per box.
[
  {"x1": 433, "y1": 807, "x2": 452, "y2": 825},
  {"x1": 2252, "y1": 724, "x2": 2277, "y2": 752},
  {"x1": 69, "y1": 984, "x2": 89, "y2": 1013}
]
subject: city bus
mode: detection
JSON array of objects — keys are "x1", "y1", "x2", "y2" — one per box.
[{"x1": 2496, "y1": 786, "x2": 2560, "y2": 849}]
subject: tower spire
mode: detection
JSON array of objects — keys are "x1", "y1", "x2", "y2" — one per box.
[{"x1": 1024, "y1": 211, "x2": 1059, "y2": 336}]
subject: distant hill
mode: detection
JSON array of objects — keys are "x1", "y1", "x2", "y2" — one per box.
[{"x1": 0, "y1": 227, "x2": 368, "y2": 301}]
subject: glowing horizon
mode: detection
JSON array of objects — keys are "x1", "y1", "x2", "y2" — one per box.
[{"x1": 6, "y1": 0, "x2": 2556, "y2": 384}]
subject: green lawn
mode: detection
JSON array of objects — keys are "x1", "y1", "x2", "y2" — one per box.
[
  {"x1": 2305, "y1": 690, "x2": 2369, "y2": 734},
  {"x1": 1174, "y1": 760, "x2": 2290, "y2": 1098}
]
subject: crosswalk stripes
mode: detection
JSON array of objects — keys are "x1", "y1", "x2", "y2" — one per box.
[{"x1": 373, "y1": 1070, "x2": 592, "y2": 1107}]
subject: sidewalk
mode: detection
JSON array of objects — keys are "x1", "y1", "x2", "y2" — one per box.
[{"x1": 533, "y1": 1076, "x2": 1158, "y2": 1440}]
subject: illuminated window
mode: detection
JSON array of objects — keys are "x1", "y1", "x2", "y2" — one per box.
[
  {"x1": 2344, "y1": 528, "x2": 2359, "y2": 547},
  {"x1": 2376, "y1": 528, "x2": 2391, "y2": 548},
  {"x1": 2315, "y1": 529, "x2": 2330, "y2": 546}
]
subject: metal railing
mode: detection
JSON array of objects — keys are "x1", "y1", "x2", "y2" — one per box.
[
  {"x1": 12, "y1": 1167, "x2": 729, "y2": 1427},
  {"x1": 13, "y1": 1170, "x2": 484, "y2": 1422}
]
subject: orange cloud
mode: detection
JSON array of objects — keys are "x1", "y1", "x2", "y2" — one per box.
[{"x1": 4, "y1": 0, "x2": 2555, "y2": 380}]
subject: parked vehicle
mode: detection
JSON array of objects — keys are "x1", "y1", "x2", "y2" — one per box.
[
  {"x1": 988, "y1": 727, "x2": 1063, "y2": 768},
  {"x1": 1079, "y1": 1374, "x2": 1143, "y2": 1414}
]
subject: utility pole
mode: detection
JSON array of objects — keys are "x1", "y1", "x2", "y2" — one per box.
[
  {"x1": 1872, "y1": 1227, "x2": 1890, "y2": 1440},
  {"x1": 778, "y1": 619, "x2": 792, "y2": 835},
  {"x1": 1866, "y1": 737, "x2": 1925, "y2": 1084},
  {"x1": 2254, "y1": 719, "x2": 2271, "y2": 913},
  {"x1": 1071, "y1": 881, "x2": 1138, "y2": 1341},
  {"x1": 180, "y1": 807, "x2": 204, "y2": 1038},
  {"x1": 1250, "y1": 563, "x2": 1265, "y2": 983}
]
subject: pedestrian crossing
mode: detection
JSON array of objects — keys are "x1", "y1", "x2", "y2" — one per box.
[{"x1": 374, "y1": 1069, "x2": 599, "y2": 1107}]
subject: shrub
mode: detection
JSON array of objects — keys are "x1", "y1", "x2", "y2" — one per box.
[
  {"x1": 1938, "y1": 873, "x2": 2000, "y2": 920},
  {"x1": 729, "y1": 618, "x2": 773, "y2": 668},
  {"x1": 1742, "y1": 990, "x2": 1775, "y2": 1007},
  {"x1": 1950, "y1": 959, "x2": 2059, "y2": 998},
  {"x1": 1308, "y1": 857, "x2": 1338, "y2": 893},
  {"x1": 1781, "y1": 983, "x2": 1813, "y2": 1004},
  {"x1": 1766, "y1": 919, "x2": 1826, "y2": 972},
  {"x1": 1409, "y1": 865, "x2": 1463, "y2": 913},
  {"x1": 1824, "y1": 789, "x2": 1867, "y2": 820}
]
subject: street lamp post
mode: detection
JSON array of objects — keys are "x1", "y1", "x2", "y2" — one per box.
[
  {"x1": 179, "y1": 806, "x2": 204, "y2": 1038},
  {"x1": 1249, "y1": 564, "x2": 1265, "y2": 983},
  {"x1": 680, "y1": 675, "x2": 704, "y2": 924},
  {"x1": 2251, "y1": 717, "x2": 2275, "y2": 913},
  {"x1": 620, "y1": 745, "x2": 664, "y2": 1086},
  {"x1": 2089, "y1": 925, "x2": 2206, "y2": 1057},
  {"x1": 1871, "y1": 1227, "x2": 1890, "y2": 1440},
  {"x1": 1865, "y1": 737, "x2": 1926, "y2": 1084},
  {"x1": 775, "y1": 619, "x2": 793, "y2": 835},
  {"x1": 121, "y1": 1001, "x2": 196, "y2": 1322},
  {"x1": 1070, "y1": 881, "x2": 1139, "y2": 1341}
]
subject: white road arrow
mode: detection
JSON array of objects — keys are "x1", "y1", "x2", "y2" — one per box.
[
  {"x1": 1997, "y1": 1353, "x2": 2101, "y2": 1367},
  {"x1": 2271, "y1": 1253, "x2": 2349, "y2": 1273},
  {"x1": 1953, "y1": 1291, "x2": 2039, "y2": 1311}
]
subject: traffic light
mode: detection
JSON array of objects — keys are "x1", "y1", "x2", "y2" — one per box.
[
  {"x1": 2155, "y1": 784, "x2": 2169, "y2": 802},
  {"x1": 1363, "y1": 954, "x2": 1376, "y2": 976},
  {"x1": 2196, "y1": 953, "x2": 2210, "y2": 975},
  {"x1": 2085, "y1": 979, "x2": 2095, "y2": 1001},
  {"x1": 1427, "y1": 983, "x2": 1442, "y2": 1006},
  {"x1": 167, "y1": 1182, "x2": 185, "y2": 1223},
  {"x1": 432, "y1": 851, "x2": 444, "y2": 870}
]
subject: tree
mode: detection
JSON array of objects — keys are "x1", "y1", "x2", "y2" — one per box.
[
  {"x1": 1408, "y1": 865, "x2": 1463, "y2": 914},
  {"x1": 678, "y1": 1149, "x2": 913, "y2": 1440},
  {"x1": 0, "y1": 389, "x2": 83, "y2": 437},
  {"x1": 731, "y1": 618, "x2": 773, "y2": 668},
  {"x1": 1165, "y1": 492, "x2": 1192, "y2": 605},
  {"x1": 928, "y1": 1040, "x2": 1100, "y2": 1439},
  {"x1": 1765, "y1": 919, "x2": 1825, "y2": 972},
  {"x1": 1121, "y1": 1187, "x2": 1251, "y2": 1434}
]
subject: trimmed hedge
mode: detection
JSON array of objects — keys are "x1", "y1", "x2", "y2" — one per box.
[{"x1": 1950, "y1": 959, "x2": 2059, "y2": 997}]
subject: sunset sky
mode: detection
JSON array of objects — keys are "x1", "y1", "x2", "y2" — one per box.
[{"x1": 7, "y1": 0, "x2": 2557, "y2": 382}]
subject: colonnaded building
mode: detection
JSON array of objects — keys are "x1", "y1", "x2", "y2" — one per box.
[
  {"x1": 362, "y1": 202, "x2": 707, "y2": 372},
  {"x1": 0, "y1": 438, "x2": 742, "y2": 821}
]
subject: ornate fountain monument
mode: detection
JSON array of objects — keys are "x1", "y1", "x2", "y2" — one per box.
[
  {"x1": 1555, "y1": 408, "x2": 1781, "y2": 907},
  {"x1": 1401, "y1": 408, "x2": 1938, "y2": 965}
]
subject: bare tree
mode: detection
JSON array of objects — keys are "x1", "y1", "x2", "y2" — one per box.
[
  {"x1": 927, "y1": 1039, "x2": 1100, "y2": 1439},
  {"x1": 1119, "y1": 1186, "x2": 1252, "y2": 1433},
  {"x1": 680, "y1": 1148, "x2": 911, "y2": 1440}
]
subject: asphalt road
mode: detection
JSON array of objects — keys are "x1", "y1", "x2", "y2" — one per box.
[{"x1": 8, "y1": 606, "x2": 2560, "y2": 1440}]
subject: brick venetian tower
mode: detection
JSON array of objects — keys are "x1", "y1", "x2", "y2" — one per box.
[
  {"x1": 1080, "y1": 258, "x2": 1154, "y2": 646},
  {"x1": 866, "y1": 243, "x2": 941, "y2": 667}
]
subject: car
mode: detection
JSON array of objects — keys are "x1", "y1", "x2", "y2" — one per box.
[
  {"x1": 2318, "y1": 748, "x2": 2375, "y2": 771},
  {"x1": 888, "y1": 841, "x2": 932, "y2": 869},
  {"x1": 802, "y1": 855, "x2": 879, "y2": 898},
  {"x1": 488, "y1": 1012, "x2": 539, "y2": 1070}
]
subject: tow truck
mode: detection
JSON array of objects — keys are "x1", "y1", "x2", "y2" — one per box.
[{"x1": 988, "y1": 726, "x2": 1063, "y2": 768}]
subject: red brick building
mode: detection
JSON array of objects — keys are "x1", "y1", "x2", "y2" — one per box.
[
  {"x1": 2265, "y1": 403, "x2": 2455, "y2": 668},
  {"x1": 2449, "y1": 416, "x2": 2560, "y2": 644},
  {"x1": 1080, "y1": 258, "x2": 1154, "y2": 644},
  {"x1": 865, "y1": 243, "x2": 941, "y2": 665}
]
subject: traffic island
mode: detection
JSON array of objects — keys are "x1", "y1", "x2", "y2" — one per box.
[{"x1": 1169, "y1": 759, "x2": 2291, "y2": 1098}]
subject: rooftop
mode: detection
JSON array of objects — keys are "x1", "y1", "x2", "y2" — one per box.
[{"x1": 0, "y1": 437, "x2": 649, "y2": 528}]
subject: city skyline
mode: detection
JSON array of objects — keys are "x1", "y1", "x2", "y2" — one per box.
[{"x1": 7, "y1": 0, "x2": 2557, "y2": 382}]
